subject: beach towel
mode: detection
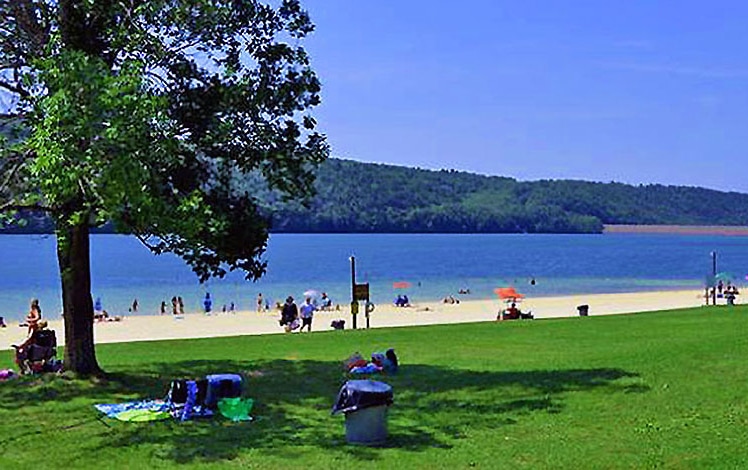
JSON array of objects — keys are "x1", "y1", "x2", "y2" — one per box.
[
  {"x1": 115, "y1": 409, "x2": 171, "y2": 422},
  {"x1": 94, "y1": 400, "x2": 170, "y2": 419}
]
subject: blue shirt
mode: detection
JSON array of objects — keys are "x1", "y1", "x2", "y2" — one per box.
[{"x1": 300, "y1": 303, "x2": 315, "y2": 319}]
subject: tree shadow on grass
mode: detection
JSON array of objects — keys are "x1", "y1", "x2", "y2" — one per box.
[{"x1": 0, "y1": 358, "x2": 648, "y2": 464}]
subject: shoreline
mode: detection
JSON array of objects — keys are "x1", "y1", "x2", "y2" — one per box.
[
  {"x1": 0, "y1": 289, "x2": 714, "y2": 349},
  {"x1": 604, "y1": 224, "x2": 748, "y2": 235}
]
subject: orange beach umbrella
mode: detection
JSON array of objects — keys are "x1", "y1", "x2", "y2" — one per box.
[
  {"x1": 494, "y1": 287, "x2": 524, "y2": 300},
  {"x1": 393, "y1": 281, "x2": 412, "y2": 289}
]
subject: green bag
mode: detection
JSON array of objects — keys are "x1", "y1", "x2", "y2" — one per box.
[{"x1": 217, "y1": 397, "x2": 254, "y2": 422}]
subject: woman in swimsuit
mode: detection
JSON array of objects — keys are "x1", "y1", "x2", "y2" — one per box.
[{"x1": 26, "y1": 298, "x2": 41, "y2": 336}]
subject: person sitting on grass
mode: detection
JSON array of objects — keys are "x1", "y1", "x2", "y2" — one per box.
[
  {"x1": 13, "y1": 320, "x2": 49, "y2": 351},
  {"x1": 13, "y1": 320, "x2": 53, "y2": 372}
]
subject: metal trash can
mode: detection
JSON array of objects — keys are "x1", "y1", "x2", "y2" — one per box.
[
  {"x1": 577, "y1": 304, "x2": 589, "y2": 317},
  {"x1": 332, "y1": 380, "x2": 393, "y2": 445}
]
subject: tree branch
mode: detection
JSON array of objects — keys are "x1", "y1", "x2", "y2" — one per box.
[
  {"x1": 0, "y1": 111, "x2": 24, "y2": 119},
  {"x1": 0, "y1": 78, "x2": 29, "y2": 97},
  {"x1": 0, "y1": 200, "x2": 53, "y2": 213},
  {"x1": 0, "y1": 159, "x2": 24, "y2": 193},
  {"x1": 134, "y1": 232, "x2": 161, "y2": 251}
]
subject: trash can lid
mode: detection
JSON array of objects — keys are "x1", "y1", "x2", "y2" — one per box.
[
  {"x1": 345, "y1": 380, "x2": 392, "y2": 394},
  {"x1": 332, "y1": 380, "x2": 393, "y2": 415}
]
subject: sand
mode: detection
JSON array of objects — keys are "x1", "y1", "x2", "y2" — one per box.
[{"x1": 0, "y1": 289, "x2": 714, "y2": 349}]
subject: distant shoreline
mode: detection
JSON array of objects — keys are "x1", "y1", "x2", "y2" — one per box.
[{"x1": 604, "y1": 225, "x2": 748, "y2": 235}]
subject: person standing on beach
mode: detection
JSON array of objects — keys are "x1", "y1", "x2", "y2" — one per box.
[
  {"x1": 26, "y1": 298, "x2": 42, "y2": 336},
  {"x1": 256, "y1": 293, "x2": 263, "y2": 312},
  {"x1": 203, "y1": 293, "x2": 213, "y2": 314},
  {"x1": 160, "y1": 301, "x2": 167, "y2": 315},
  {"x1": 131, "y1": 298, "x2": 139, "y2": 313},
  {"x1": 280, "y1": 296, "x2": 298, "y2": 332},
  {"x1": 177, "y1": 296, "x2": 184, "y2": 315},
  {"x1": 299, "y1": 297, "x2": 316, "y2": 332},
  {"x1": 171, "y1": 296, "x2": 178, "y2": 315}
]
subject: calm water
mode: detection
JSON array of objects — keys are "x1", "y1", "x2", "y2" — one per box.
[{"x1": 1, "y1": 233, "x2": 746, "y2": 321}]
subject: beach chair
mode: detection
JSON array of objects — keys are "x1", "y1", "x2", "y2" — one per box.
[{"x1": 15, "y1": 329, "x2": 58, "y2": 374}]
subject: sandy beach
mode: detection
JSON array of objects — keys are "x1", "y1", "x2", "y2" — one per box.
[{"x1": 0, "y1": 289, "x2": 714, "y2": 349}]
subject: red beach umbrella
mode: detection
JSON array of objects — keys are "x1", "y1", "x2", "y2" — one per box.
[
  {"x1": 494, "y1": 287, "x2": 524, "y2": 300},
  {"x1": 393, "y1": 281, "x2": 412, "y2": 289}
]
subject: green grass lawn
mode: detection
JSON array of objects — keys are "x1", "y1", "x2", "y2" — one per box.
[{"x1": 2, "y1": 306, "x2": 748, "y2": 469}]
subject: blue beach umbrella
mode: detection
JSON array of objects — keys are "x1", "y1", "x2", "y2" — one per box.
[{"x1": 715, "y1": 272, "x2": 734, "y2": 282}]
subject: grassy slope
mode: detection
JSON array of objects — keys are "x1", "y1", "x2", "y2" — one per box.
[{"x1": 1, "y1": 306, "x2": 748, "y2": 469}]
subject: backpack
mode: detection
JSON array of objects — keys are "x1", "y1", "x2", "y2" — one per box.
[{"x1": 167, "y1": 379, "x2": 209, "y2": 420}]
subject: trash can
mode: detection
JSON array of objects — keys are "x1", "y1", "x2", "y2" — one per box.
[
  {"x1": 577, "y1": 304, "x2": 589, "y2": 317},
  {"x1": 332, "y1": 380, "x2": 393, "y2": 445}
]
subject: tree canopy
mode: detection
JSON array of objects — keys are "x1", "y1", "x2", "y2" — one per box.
[
  {"x1": 0, "y1": 0, "x2": 328, "y2": 374},
  {"x1": 266, "y1": 159, "x2": 748, "y2": 234},
  {"x1": 7, "y1": 157, "x2": 748, "y2": 235}
]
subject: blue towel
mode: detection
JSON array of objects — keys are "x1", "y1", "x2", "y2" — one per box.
[{"x1": 94, "y1": 400, "x2": 169, "y2": 418}]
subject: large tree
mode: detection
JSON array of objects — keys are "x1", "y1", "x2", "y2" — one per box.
[{"x1": 0, "y1": 0, "x2": 328, "y2": 375}]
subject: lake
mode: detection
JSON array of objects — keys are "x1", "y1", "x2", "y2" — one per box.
[{"x1": 1, "y1": 233, "x2": 746, "y2": 321}]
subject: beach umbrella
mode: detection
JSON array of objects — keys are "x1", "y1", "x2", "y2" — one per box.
[
  {"x1": 494, "y1": 287, "x2": 524, "y2": 301},
  {"x1": 715, "y1": 272, "x2": 734, "y2": 282},
  {"x1": 302, "y1": 289, "x2": 321, "y2": 300},
  {"x1": 393, "y1": 281, "x2": 411, "y2": 289}
]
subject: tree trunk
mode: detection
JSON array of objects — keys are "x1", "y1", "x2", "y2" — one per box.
[{"x1": 56, "y1": 221, "x2": 101, "y2": 376}]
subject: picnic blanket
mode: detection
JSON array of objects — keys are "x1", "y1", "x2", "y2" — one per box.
[{"x1": 94, "y1": 400, "x2": 171, "y2": 421}]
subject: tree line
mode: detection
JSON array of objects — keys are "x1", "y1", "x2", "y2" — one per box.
[
  {"x1": 270, "y1": 159, "x2": 748, "y2": 233},
  {"x1": 5, "y1": 157, "x2": 748, "y2": 235}
]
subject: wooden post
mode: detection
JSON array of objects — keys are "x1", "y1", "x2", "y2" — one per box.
[
  {"x1": 350, "y1": 256, "x2": 357, "y2": 329},
  {"x1": 712, "y1": 251, "x2": 717, "y2": 306}
]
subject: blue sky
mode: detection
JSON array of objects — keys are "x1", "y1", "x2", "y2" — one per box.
[{"x1": 305, "y1": 1, "x2": 748, "y2": 193}]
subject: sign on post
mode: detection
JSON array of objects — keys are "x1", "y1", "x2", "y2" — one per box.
[{"x1": 353, "y1": 283, "x2": 370, "y2": 301}]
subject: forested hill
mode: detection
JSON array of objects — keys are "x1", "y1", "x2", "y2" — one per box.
[
  {"x1": 267, "y1": 159, "x2": 748, "y2": 233},
  {"x1": 5, "y1": 158, "x2": 748, "y2": 234}
]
